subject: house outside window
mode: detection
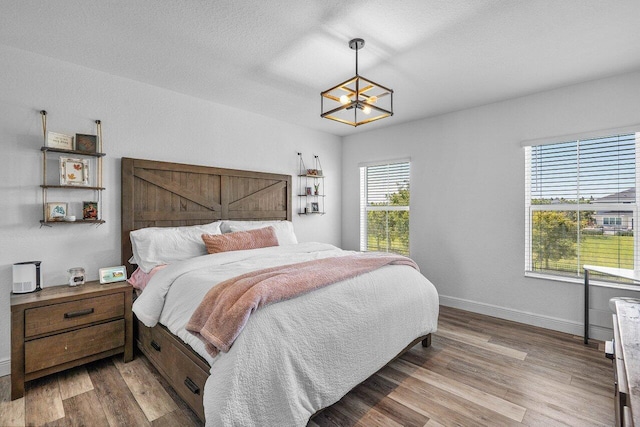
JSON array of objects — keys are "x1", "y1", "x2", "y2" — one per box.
[
  {"x1": 601, "y1": 217, "x2": 624, "y2": 226},
  {"x1": 524, "y1": 132, "x2": 640, "y2": 280},
  {"x1": 360, "y1": 160, "x2": 410, "y2": 256}
]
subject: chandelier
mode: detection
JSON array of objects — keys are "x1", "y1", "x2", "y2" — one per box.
[{"x1": 321, "y1": 38, "x2": 393, "y2": 127}]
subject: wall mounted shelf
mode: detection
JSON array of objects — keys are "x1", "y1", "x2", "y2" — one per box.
[
  {"x1": 39, "y1": 110, "x2": 105, "y2": 227},
  {"x1": 297, "y1": 153, "x2": 326, "y2": 215}
]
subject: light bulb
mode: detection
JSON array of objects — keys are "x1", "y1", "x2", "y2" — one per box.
[
  {"x1": 339, "y1": 95, "x2": 350, "y2": 105},
  {"x1": 362, "y1": 105, "x2": 372, "y2": 115},
  {"x1": 367, "y1": 95, "x2": 378, "y2": 104}
]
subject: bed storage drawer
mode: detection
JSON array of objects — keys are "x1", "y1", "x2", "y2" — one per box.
[
  {"x1": 137, "y1": 321, "x2": 209, "y2": 421},
  {"x1": 25, "y1": 319, "x2": 125, "y2": 374},
  {"x1": 162, "y1": 337, "x2": 208, "y2": 419},
  {"x1": 138, "y1": 323, "x2": 164, "y2": 362},
  {"x1": 25, "y1": 293, "x2": 124, "y2": 337}
]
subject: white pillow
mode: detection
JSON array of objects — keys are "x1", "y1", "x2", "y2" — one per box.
[
  {"x1": 222, "y1": 220, "x2": 298, "y2": 245},
  {"x1": 130, "y1": 221, "x2": 221, "y2": 273}
]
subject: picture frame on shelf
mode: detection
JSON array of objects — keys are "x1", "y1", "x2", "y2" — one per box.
[
  {"x1": 82, "y1": 201, "x2": 98, "y2": 220},
  {"x1": 305, "y1": 186, "x2": 312, "y2": 195},
  {"x1": 46, "y1": 132, "x2": 74, "y2": 150},
  {"x1": 311, "y1": 202, "x2": 319, "y2": 212},
  {"x1": 60, "y1": 157, "x2": 89, "y2": 186},
  {"x1": 99, "y1": 266, "x2": 127, "y2": 284},
  {"x1": 75, "y1": 134, "x2": 97, "y2": 153},
  {"x1": 46, "y1": 202, "x2": 68, "y2": 222}
]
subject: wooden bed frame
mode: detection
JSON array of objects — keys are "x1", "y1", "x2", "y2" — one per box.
[{"x1": 121, "y1": 157, "x2": 430, "y2": 422}]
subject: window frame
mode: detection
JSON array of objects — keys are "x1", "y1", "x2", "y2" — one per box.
[
  {"x1": 523, "y1": 130, "x2": 640, "y2": 281},
  {"x1": 359, "y1": 159, "x2": 411, "y2": 255}
]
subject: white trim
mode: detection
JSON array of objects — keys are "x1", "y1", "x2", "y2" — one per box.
[
  {"x1": 525, "y1": 270, "x2": 585, "y2": 284},
  {"x1": 357, "y1": 157, "x2": 411, "y2": 168},
  {"x1": 635, "y1": 133, "x2": 640, "y2": 269},
  {"x1": 359, "y1": 167, "x2": 367, "y2": 251},
  {"x1": 524, "y1": 131, "x2": 640, "y2": 276},
  {"x1": 525, "y1": 270, "x2": 640, "y2": 291},
  {"x1": 524, "y1": 146, "x2": 532, "y2": 272},
  {"x1": 0, "y1": 358, "x2": 10, "y2": 377},
  {"x1": 439, "y1": 295, "x2": 613, "y2": 342},
  {"x1": 359, "y1": 161, "x2": 411, "y2": 254},
  {"x1": 520, "y1": 124, "x2": 640, "y2": 147},
  {"x1": 524, "y1": 271, "x2": 640, "y2": 292}
]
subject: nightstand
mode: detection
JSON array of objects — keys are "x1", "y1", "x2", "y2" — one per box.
[{"x1": 10, "y1": 280, "x2": 133, "y2": 400}]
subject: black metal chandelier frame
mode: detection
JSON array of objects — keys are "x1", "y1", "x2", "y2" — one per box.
[{"x1": 321, "y1": 38, "x2": 394, "y2": 127}]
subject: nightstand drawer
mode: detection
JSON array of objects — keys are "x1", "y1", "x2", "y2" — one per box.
[
  {"x1": 25, "y1": 293, "x2": 124, "y2": 337},
  {"x1": 12, "y1": 281, "x2": 133, "y2": 401},
  {"x1": 25, "y1": 319, "x2": 125, "y2": 374}
]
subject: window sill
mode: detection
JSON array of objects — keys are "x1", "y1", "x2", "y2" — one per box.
[
  {"x1": 525, "y1": 271, "x2": 640, "y2": 291},
  {"x1": 525, "y1": 271, "x2": 583, "y2": 284}
]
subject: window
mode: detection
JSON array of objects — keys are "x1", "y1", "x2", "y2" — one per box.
[
  {"x1": 524, "y1": 132, "x2": 640, "y2": 279},
  {"x1": 360, "y1": 160, "x2": 410, "y2": 255},
  {"x1": 603, "y1": 217, "x2": 623, "y2": 226}
]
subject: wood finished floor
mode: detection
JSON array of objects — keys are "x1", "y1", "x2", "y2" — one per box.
[{"x1": 0, "y1": 306, "x2": 613, "y2": 426}]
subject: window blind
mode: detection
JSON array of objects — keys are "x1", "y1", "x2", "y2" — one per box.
[
  {"x1": 525, "y1": 132, "x2": 640, "y2": 278},
  {"x1": 360, "y1": 161, "x2": 410, "y2": 255},
  {"x1": 530, "y1": 135, "x2": 635, "y2": 202}
]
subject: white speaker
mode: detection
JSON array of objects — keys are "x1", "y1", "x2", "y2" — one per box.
[{"x1": 12, "y1": 261, "x2": 42, "y2": 294}]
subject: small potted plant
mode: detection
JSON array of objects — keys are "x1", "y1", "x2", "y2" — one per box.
[{"x1": 314, "y1": 183, "x2": 320, "y2": 195}]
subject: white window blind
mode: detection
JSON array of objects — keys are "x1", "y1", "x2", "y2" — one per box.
[
  {"x1": 525, "y1": 132, "x2": 640, "y2": 279},
  {"x1": 360, "y1": 161, "x2": 410, "y2": 255}
]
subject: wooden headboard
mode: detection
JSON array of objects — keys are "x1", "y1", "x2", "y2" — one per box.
[{"x1": 121, "y1": 157, "x2": 292, "y2": 275}]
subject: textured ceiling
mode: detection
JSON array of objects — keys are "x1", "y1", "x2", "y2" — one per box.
[{"x1": 1, "y1": 0, "x2": 640, "y2": 137}]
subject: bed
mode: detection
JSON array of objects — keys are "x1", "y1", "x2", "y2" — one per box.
[{"x1": 121, "y1": 157, "x2": 439, "y2": 426}]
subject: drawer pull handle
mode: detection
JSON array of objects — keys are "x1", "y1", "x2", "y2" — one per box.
[
  {"x1": 184, "y1": 377, "x2": 200, "y2": 395},
  {"x1": 150, "y1": 340, "x2": 161, "y2": 352},
  {"x1": 64, "y1": 308, "x2": 94, "y2": 319}
]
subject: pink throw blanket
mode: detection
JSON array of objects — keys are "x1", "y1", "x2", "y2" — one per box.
[{"x1": 186, "y1": 254, "x2": 419, "y2": 357}]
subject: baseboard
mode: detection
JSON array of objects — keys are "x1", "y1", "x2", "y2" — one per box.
[
  {"x1": 0, "y1": 358, "x2": 10, "y2": 377},
  {"x1": 439, "y1": 295, "x2": 613, "y2": 342}
]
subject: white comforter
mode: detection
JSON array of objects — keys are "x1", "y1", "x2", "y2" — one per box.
[{"x1": 133, "y1": 242, "x2": 439, "y2": 426}]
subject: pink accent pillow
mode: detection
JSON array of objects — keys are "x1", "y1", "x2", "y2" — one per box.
[
  {"x1": 202, "y1": 226, "x2": 279, "y2": 254},
  {"x1": 127, "y1": 265, "x2": 167, "y2": 291}
]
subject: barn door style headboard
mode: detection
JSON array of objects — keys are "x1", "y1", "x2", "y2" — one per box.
[{"x1": 121, "y1": 157, "x2": 292, "y2": 275}]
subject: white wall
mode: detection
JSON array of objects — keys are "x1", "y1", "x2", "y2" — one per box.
[
  {"x1": 0, "y1": 44, "x2": 342, "y2": 375},
  {"x1": 342, "y1": 71, "x2": 640, "y2": 341},
  {"x1": 3, "y1": 40, "x2": 637, "y2": 379}
]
